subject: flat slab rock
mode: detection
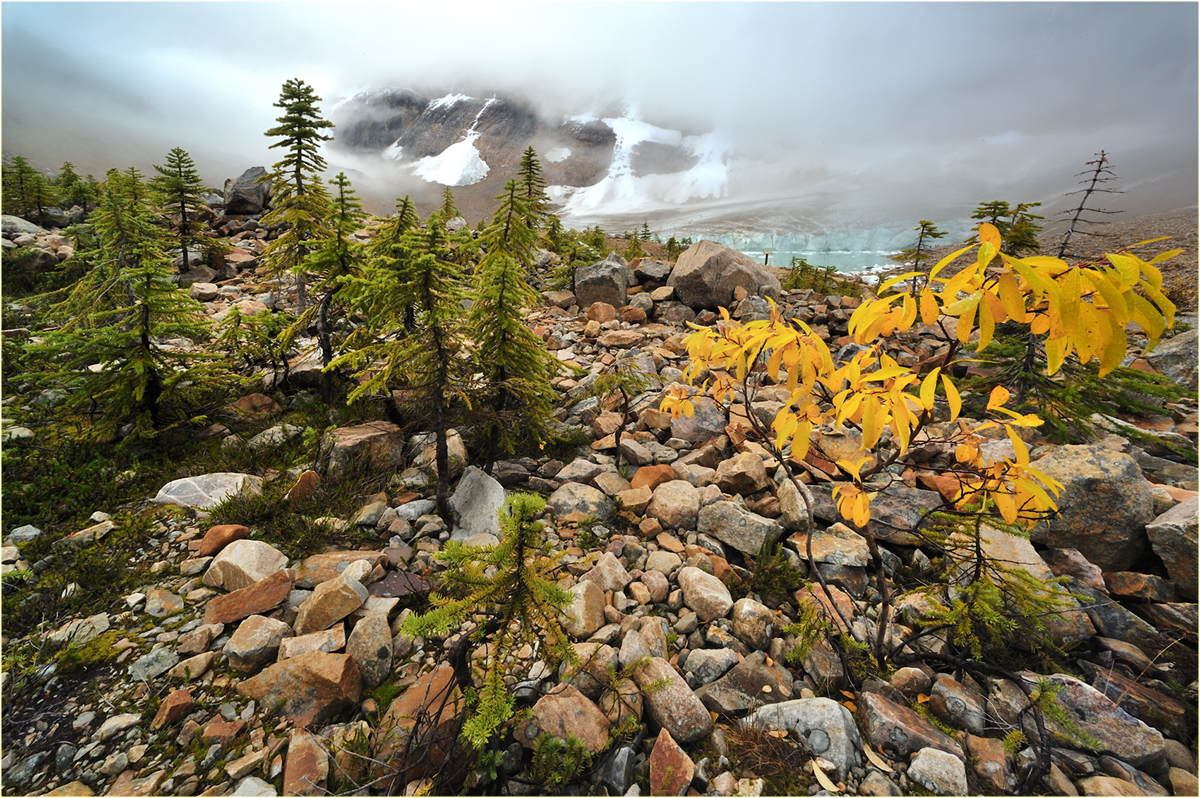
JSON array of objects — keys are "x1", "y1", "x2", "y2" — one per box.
[{"x1": 153, "y1": 472, "x2": 264, "y2": 509}]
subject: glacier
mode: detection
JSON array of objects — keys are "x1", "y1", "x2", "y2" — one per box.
[{"x1": 409, "y1": 97, "x2": 498, "y2": 187}]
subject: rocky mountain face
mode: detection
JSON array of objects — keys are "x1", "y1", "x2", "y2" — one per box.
[{"x1": 329, "y1": 89, "x2": 718, "y2": 223}]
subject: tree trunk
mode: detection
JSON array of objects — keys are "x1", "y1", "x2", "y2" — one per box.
[{"x1": 317, "y1": 284, "x2": 339, "y2": 400}]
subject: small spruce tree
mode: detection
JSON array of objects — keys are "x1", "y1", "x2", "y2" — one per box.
[
  {"x1": 261, "y1": 78, "x2": 335, "y2": 315},
  {"x1": 28, "y1": 168, "x2": 223, "y2": 437},
  {"x1": 437, "y1": 185, "x2": 461, "y2": 220},
  {"x1": 150, "y1": 147, "x2": 210, "y2": 274}
]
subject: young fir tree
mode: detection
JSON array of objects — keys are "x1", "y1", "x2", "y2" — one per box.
[
  {"x1": 516, "y1": 146, "x2": 551, "y2": 227},
  {"x1": 3, "y1": 156, "x2": 57, "y2": 225},
  {"x1": 967, "y1": 201, "x2": 1044, "y2": 256},
  {"x1": 260, "y1": 78, "x2": 335, "y2": 315},
  {"x1": 889, "y1": 220, "x2": 947, "y2": 292},
  {"x1": 150, "y1": 147, "x2": 210, "y2": 274},
  {"x1": 55, "y1": 161, "x2": 96, "y2": 216},
  {"x1": 333, "y1": 217, "x2": 471, "y2": 518},
  {"x1": 282, "y1": 171, "x2": 365, "y2": 399},
  {"x1": 437, "y1": 185, "x2": 461, "y2": 220},
  {"x1": 544, "y1": 214, "x2": 569, "y2": 256},
  {"x1": 469, "y1": 179, "x2": 557, "y2": 472},
  {"x1": 28, "y1": 168, "x2": 221, "y2": 437},
  {"x1": 400, "y1": 492, "x2": 577, "y2": 768}
]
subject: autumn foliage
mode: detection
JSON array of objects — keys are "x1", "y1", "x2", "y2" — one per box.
[{"x1": 661, "y1": 223, "x2": 1179, "y2": 531}]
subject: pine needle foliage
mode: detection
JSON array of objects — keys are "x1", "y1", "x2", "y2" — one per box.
[
  {"x1": 2, "y1": 156, "x2": 56, "y2": 224},
  {"x1": 438, "y1": 186, "x2": 460, "y2": 220},
  {"x1": 333, "y1": 217, "x2": 472, "y2": 516},
  {"x1": 470, "y1": 178, "x2": 557, "y2": 470},
  {"x1": 27, "y1": 168, "x2": 224, "y2": 437},
  {"x1": 401, "y1": 493, "x2": 578, "y2": 752},
  {"x1": 261, "y1": 78, "x2": 335, "y2": 314},
  {"x1": 150, "y1": 147, "x2": 210, "y2": 274},
  {"x1": 280, "y1": 171, "x2": 364, "y2": 398}
]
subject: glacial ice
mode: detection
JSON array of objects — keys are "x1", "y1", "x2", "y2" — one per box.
[{"x1": 412, "y1": 132, "x2": 489, "y2": 186}]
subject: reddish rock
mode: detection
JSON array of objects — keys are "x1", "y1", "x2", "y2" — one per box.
[
  {"x1": 374, "y1": 665, "x2": 465, "y2": 791},
  {"x1": 286, "y1": 470, "x2": 321, "y2": 502},
  {"x1": 290, "y1": 551, "x2": 389, "y2": 589},
  {"x1": 598, "y1": 329, "x2": 645, "y2": 348},
  {"x1": 236, "y1": 652, "x2": 362, "y2": 729},
  {"x1": 293, "y1": 574, "x2": 368, "y2": 635},
  {"x1": 204, "y1": 569, "x2": 292, "y2": 625},
  {"x1": 1104, "y1": 571, "x2": 1177, "y2": 602},
  {"x1": 231, "y1": 393, "x2": 283, "y2": 417},
  {"x1": 587, "y1": 302, "x2": 618, "y2": 323},
  {"x1": 634, "y1": 657, "x2": 713, "y2": 744},
  {"x1": 198, "y1": 524, "x2": 251, "y2": 557},
  {"x1": 152, "y1": 688, "x2": 194, "y2": 730},
  {"x1": 967, "y1": 733, "x2": 1017, "y2": 794},
  {"x1": 713, "y1": 452, "x2": 771, "y2": 495},
  {"x1": 858, "y1": 691, "x2": 964, "y2": 762},
  {"x1": 202, "y1": 716, "x2": 246, "y2": 746},
  {"x1": 631, "y1": 464, "x2": 677, "y2": 492},
  {"x1": 649, "y1": 728, "x2": 695, "y2": 796},
  {"x1": 283, "y1": 729, "x2": 329, "y2": 796},
  {"x1": 593, "y1": 411, "x2": 625, "y2": 439},
  {"x1": 106, "y1": 770, "x2": 165, "y2": 797},
  {"x1": 514, "y1": 684, "x2": 611, "y2": 753}
]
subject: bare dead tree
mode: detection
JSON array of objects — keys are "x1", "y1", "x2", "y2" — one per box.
[{"x1": 1055, "y1": 150, "x2": 1123, "y2": 259}]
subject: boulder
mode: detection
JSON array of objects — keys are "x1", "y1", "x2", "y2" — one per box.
[
  {"x1": 223, "y1": 166, "x2": 270, "y2": 215},
  {"x1": 695, "y1": 651, "x2": 793, "y2": 715},
  {"x1": 1145, "y1": 496, "x2": 1198, "y2": 598},
  {"x1": 668, "y1": 395, "x2": 727, "y2": 445},
  {"x1": 731, "y1": 597, "x2": 775, "y2": 650},
  {"x1": 224, "y1": 615, "x2": 294, "y2": 673},
  {"x1": 346, "y1": 613, "x2": 392, "y2": 688},
  {"x1": 697, "y1": 501, "x2": 784, "y2": 555},
  {"x1": 546, "y1": 481, "x2": 613, "y2": 522},
  {"x1": 574, "y1": 253, "x2": 634, "y2": 309},
  {"x1": 198, "y1": 524, "x2": 251, "y2": 557},
  {"x1": 448, "y1": 466, "x2": 506, "y2": 541},
  {"x1": 153, "y1": 472, "x2": 264, "y2": 510},
  {"x1": 646, "y1": 480, "x2": 701, "y2": 530},
  {"x1": 283, "y1": 729, "x2": 328, "y2": 796},
  {"x1": 563, "y1": 579, "x2": 606, "y2": 639},
  {"x1": 514, "y1": 684, "x2": 611, "y2": 753},
  {"x1": 634, "y1": 657, "x2": 713, "y2": 743},
  {"x1": 293, "y1": 573, "x2": 369, "y2": 635},
  {"x1": 747, "y1": 698, "x2": 863, "y2": 781},
  {"x1": 908, "y1": 748, "x2": 968, "y2": 796},
  {"x1": 581, "y1": 551, "x2": 632, "y2": 592},
  {"x1": 290, "y1": 551, "x2": 389, "y2": 589},
  {"x1": 713, "y1": 451, "x2": 771, "y2": 495},
  {"x1": 205, "y1": 569, "x2": 292, "y2": 624},
  {"x1": 236, "y1": 651, "x2": 362, "y2": 729},
  {"x1": 373, "y1": 665, "x2": 464, "y2": 791},
  {"x1": 858, "y1": 691, "x2": 964, "y2": 762},
  {"x1": 667, "y1": 240, "x2": 781, "y2": 310},
  {"x1": 677, "y1": 565, "x2": 733, "y2": 621},
  {"x1": 1030, "y1": 446, "x2": 1155, "y2": 570},
  {"x1": 320, "y1": 422, "x2": 405, "y2": 477},
  {"x1": 649, "y1": 729, "x2": 695, "y2": 797},
  {"x1": 1145, "y1": 329, "x2": 1197, "y2": 391},
  {"x1": 202, "y1": 540, "x2": 288, "y2": 592}
]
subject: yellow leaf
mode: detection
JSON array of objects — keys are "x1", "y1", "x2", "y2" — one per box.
[
  {"x1": 1030, "y1": 313, "x2": 1051, "y2": 335},
  {"x1": 1105, "y1": 252, "x2": 1142, "y2": 290},
  {"x1": 942, "y1": 373, "x2": 961, "y2": 421},
  {"x1": 993, "y1": 492, "x2": 1018, "y2": 525},
  {"x1": 1045, "y1": 336, "x2": 1068, "y2": 376},
  {"x1": 920, "y1": 368, "x2": 940, "y2": 411},
  {"x1": 840, "y1": 690, "x2": 856, "y2": 700},
  {"x1": 957, "y1": 298, "x2": 978, "y2": 345},
  {"x1": 979, "y1": 222, "x2": 1002, "y2": 252},
  {"x1": 1059, "y1": 267, "x2": 1082, "y2": 337},
  {"x1": 1006, "y1": 424, "x2": 1030, "y2": 464},
  {"x1": 862, "y1": 745, "x2": 894, "y2": 774},
  {"x1": 930, "y1": 244, "x2": 977, "y2": 281},
  {"x1": 916, "y1": 693, "x2": 931, "y2": 704},
  {"x1": 955, "y1": 443, "x2": 976, "y2": 463},
  {"x1": 976, "y1": 291, "x2": 995, "y2": 351},
  {"x1": 919, "y1": 286, "x2": 939, "y2": 326},
  {"x1": 812, "y1": 760, "x2": 841, "y2": 793},
  {"x1": 987, "y1": 385, "x2": 1011, "y2": 411},
  {"x1": 1083, "y1": 270, "x2": 1130, "y2": 324},
  {"x1": 995, "y1": 271, "x2": 1029, "y2": 322},
  {"x1": 852, "y1": 492, "x2": 871, "y2": 527},
  {"x1": 878, "y1": 271, "x2": 924, "y2": 295}
]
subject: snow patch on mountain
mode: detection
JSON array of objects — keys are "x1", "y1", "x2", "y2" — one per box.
[
  {"x1": 553, "y1": 105, "x2": 730, "y2": 217},
  {"x1": 428, "y1": 93, "x2": 471, "y2": 111},
  {"x1": 412, "y1": 133, "x2": 489, "y2": 186},
  {"x1": 383, "y1": 139, "x2": 404, "y2": 161},
  {"x1": 545, "y1": 147, "x2": 571, "y2": 163}
]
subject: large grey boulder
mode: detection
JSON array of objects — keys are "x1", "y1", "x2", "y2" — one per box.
[
  {"x1": 153, "y1": 472, "x2": 264, "y2": 509},
  {"x1": 1146, "y1": 329, "x2": 1197, "y2": 391},
  {"x1": 667, "y1": 240, "x2": 781, "y2": 310},
  {"x1": 224, "y1": 166, "x2": 270, "y2": 215},
  {"x1": 2, "y1": 215, "x2": 46, "y2": 236},
  {"x1": 448, "y1": 466, "x2": 506, "y2": 541},
  {"x1": 747, "y1": 698, "x2": 863, "y2": 781},
  {"x1": 575, "y1": 253, "x2": 634, "y2": 309},
  {"x1": 697, "y1": 501, "x2": 784, "y2": 556},
  {"x1": 1145, "y1": 496, "x2": 1198, "y2": 599},
  {"x1": 1029, "y1": 445, "x2": 1155, "y2": 571}
]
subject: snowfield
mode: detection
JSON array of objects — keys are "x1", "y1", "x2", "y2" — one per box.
[{"x1": 412, "y1": 132, "x2": 489, "y2": 186}]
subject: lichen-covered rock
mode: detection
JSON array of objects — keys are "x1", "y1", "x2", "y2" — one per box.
[
  {"x1": 677, "y1": 565, "x2": 733, "y2": 621},
  {"x1": 747, "y1": 698, "x2": 863, "y2": 781},
  {"x1": 634, "y1": 657, "x2": 713, "y2": 744},
  {"x1": 1029, "y1": 446, "x2": 1155, "y2": 570},
  {"x1": 1145, "y1": 496, "x2": 1198, "y2": 598}
]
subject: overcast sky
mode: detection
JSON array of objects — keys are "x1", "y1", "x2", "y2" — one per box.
[{"x1": 3, "y1": 2, "x2": 1196, "y2": 228}]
